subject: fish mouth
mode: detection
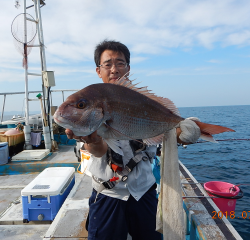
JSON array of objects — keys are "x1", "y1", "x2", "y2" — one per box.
[{"x1": 53, "y1": 113, "x2": 73, "y2": 129}]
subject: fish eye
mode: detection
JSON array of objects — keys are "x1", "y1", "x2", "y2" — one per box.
[{"x1": 77, "y1": 101, "x2": 86, "y2": 109}]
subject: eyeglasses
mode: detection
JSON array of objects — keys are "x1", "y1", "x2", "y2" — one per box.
[{"x1": 99, "y1": 61, "x2": 128, "y2": 70}]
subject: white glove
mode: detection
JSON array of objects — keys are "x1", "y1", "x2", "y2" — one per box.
[{"x1": 178, "y1": 117, "x2": 201, "y2": 143}]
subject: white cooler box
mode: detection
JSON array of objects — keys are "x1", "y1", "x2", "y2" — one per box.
[{"x1": 21, "y1": 167, "x2": 75, "y2": 222}]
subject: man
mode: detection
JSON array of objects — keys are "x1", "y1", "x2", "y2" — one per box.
[{"x1": 66, "y1": 40, "x2": 189, "y2": 240}]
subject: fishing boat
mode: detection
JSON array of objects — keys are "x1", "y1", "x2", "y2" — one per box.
[
  {"x1": 0, "y1": 1, "x2": 244, "y2": 239},
  {"x1": 0, "y1": 141, "x2": 244, "y2": 240}
]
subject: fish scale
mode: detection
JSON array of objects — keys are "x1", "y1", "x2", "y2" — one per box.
[{"x1": 94, "y1": 83, "x2": 183, "y2": 141}]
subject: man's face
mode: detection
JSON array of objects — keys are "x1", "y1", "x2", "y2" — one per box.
[{"x1": 96, "y1": 50, "x2": 130, "y2": 83}]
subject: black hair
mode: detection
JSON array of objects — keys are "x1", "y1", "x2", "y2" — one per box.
[{"x1": 94, "y1": 40, "x2": 130, "y2": 67}]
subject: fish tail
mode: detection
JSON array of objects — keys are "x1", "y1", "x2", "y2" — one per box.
[{"x1": 193, "y1": 120, "x2": 235, "y2": 142}]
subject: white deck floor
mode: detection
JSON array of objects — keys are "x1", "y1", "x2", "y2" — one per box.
[{"x1": 0, "y1": 172, "x2": 132, "y2": 240}]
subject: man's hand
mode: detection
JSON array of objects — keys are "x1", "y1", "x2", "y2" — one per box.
[
  {"x1": 176, "y1": 127, "x2": 190, "y2": 145},
  {"x1": 65, "y1": 129, "x2": 102, "y2": 144},
  {"x1": 65, "y1": 129, "x2": 108, "y2": 157},
  {"x1": 176, "y1": 117, "x2": 201, "y2": 145}
]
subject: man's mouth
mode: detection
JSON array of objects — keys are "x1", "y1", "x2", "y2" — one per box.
[{"x1": 109, "y1": 77, "x2": 119, "y2": 82}]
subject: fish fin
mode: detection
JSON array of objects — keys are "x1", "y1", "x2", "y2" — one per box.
[
  {"x1": 143, "y1": 134, "x2": 164, "y2": 145},
  {"x1": 113, "y1": 73, "x2": 180, "y2": 116},
  {"x1": 199, "y1": 133, "x2": 218, "y2": 143},
  {"x1": 193, "y1": 120, "x2": 235, "y2": 135},
  {"x1": 104, "y1": 139, "x2": 124, "y2": 156},
  {"x1": 104, "y1": 122, "x2": 130, "y2": 139},
  {"x1": 104, "y1": 122, "x2": 144, "y2": 145}
]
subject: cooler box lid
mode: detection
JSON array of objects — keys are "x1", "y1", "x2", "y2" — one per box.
[
  {"x1": 0, "y1": 142, "x2": 8, "y2": 147},
  {"x1": 21, "y1": 167, "x2": 75, "y2": 196},
  {"x1": 12, "y1": 149, "x2": 50, "y2": 161}
]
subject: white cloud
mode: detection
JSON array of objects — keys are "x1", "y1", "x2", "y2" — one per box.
[
  {"x1": 131, "y1": 57, "x2": 148, "y2": 64},
  {"x1": 196, "y1": 28, "x2": 224, "y2": 49},
  {"x1": 33, "y1": 0, "x2": 250, "y2": 58},
  {"x1": 1, "y1": 0, "x2": 250, "y2": 85},
  {"x1": 225, "y1": 30, "x2": 250, "y2": 46},
  {"x1": 52, "y1": 66, "x2": 95, "y2": 76},
  {"x1": 46, "y1": 42, "x2": 86, "y2": 61},
  {"x1": 0, "y1": 73, "x2": 21, "y2": 83},
  {"x1": 207, "y1": 59, "x2": 221, "y2": 64}
]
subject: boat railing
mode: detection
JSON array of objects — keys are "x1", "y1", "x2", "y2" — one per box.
[{"x1": 0, "y1": 89, "x2": 79, "y2": 124}]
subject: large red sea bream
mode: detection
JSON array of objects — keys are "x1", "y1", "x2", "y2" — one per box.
[{"x1": 53, "y1": 77, "x2": 234, "y2": 149}]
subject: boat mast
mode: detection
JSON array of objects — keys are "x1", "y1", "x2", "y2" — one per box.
[
  {"x1": 23, "y1": 0, "x2": 29, "y2": 126},
  {"x1": 22, "y1": 0, "x2": 33, "y2": 150},
  {"x1": 33, "y1": 0, "x2": 54, "y2": 149},
  {"x1": 21, "y1": 0, "x2": 53, "y2": 150},
  {"x1": 33, "y1": 0, "x2": 47, "y2": 73}
]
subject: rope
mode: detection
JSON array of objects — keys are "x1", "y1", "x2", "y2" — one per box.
[{"x1": 197, "y1": 138, "x2": 250, "y2": 143}]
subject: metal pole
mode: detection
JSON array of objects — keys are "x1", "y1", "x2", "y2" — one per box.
[
  {"x1": 34, "y1": 0, "x2": 54, "y2": 148},
  {"x1": 35, "y1": 0, "x2": 47, "y2": 72},
  {"x1": 24, "y1": 0, "x2": 29, "y2": 126},
  {"x1": 62, "y1": 91, "x2": 65, "y2": 102},
  {"x1": 36, "y1": 0, "x2": 54, "y2": 142},
  {"x1": 35, "y1": 0, "x2": 48, "y2": 117},
  {"x1": 34, "y1": 0, "x2": 47, "y2": 125},
  {"x1": 1, "y1": 94, "x2": 6, "y2": 123},
  {"x1": 23, "y1": 0, "x2": 32, "y2": 150},
  {"x1": 51, "y1": 92, "x2": 53, "y2": 106},
  {"x1": 33, "y1": 0, "x2": 45, "y2": 72},
  {"x1": 49, "y1": 89, "x2": 54, "y2": 141}
]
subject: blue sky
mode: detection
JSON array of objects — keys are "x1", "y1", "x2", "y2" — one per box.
[{"x1": 0, "y1": 0, "x2": 250, "y2": 112}]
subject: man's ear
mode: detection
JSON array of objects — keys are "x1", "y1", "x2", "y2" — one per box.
[
  {"x1": 96, "y1": 67, "x2": 102, "y2": 78},
  {"x1": 127, "y1": 65, "x2": 130, "y2": 72}
]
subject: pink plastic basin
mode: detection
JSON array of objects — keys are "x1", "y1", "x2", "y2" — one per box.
[{"x1": 204, "y1": 181, "x2": 240, "y2": 214}]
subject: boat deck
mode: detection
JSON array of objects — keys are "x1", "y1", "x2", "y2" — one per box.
[
  {"x1": 0, "y1": 145, "x2": 79, "y2": 175},
  {"x1": 0, "y1": 172, "x2": 89, "y2": 240},
  {"x1": 0, "y1": 145, "x2": 243, "y2": 240},
  {"x1": 0, "y1": 145, "x2": 80, "y2": 239}
]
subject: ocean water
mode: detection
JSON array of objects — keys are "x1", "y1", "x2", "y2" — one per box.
[
  {"x1": 178, "y1": 105, "x2": 250, "y2": 240},
  {"x1": 1, "y1": 115, "x2": 21, "y2": 121}
]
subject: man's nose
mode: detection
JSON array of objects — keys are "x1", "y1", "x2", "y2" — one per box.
[{"x1": 110, "y1": 64, "x2": 119, "y2": 73}]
